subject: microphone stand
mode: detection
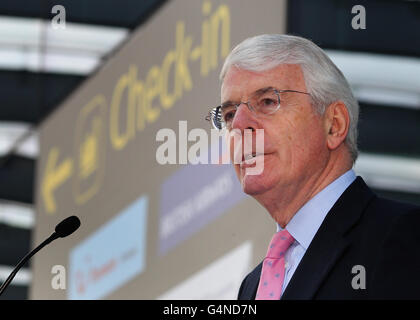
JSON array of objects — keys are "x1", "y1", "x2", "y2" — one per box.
[{"x1": 0, "y1": 232, "x2": 59, "y2": 297}]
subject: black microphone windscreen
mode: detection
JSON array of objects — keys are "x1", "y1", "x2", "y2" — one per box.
[{"x1": 55, "y1": 216, "x2": 81, "y2": 238}]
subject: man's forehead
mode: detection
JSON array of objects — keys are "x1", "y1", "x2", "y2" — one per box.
[{"x1": 221, "y1": 64, "x2": 305, "y2": 99}]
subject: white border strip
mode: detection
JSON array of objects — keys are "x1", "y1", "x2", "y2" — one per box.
[
  {"x1": 0, "y1": 265, "x2": 31, "y2": 286},
  {"x1": 326, "y1": 50, "x2": 420, "y2": 109},
  {"x1": 0, "y1": 201, "x2": 34, "y2": 229},
  {"x1": 355, "y1": 152, "x2": 420, "y2": 193},
  {"x1": 0, "y1": 15, "x2": 128, "y2": 75}
]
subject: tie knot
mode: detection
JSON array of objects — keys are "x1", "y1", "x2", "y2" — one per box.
[{"x1": 266, "y1": 229, "x2": 295, "y2": 259}]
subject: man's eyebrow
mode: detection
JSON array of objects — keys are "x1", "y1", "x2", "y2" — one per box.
[
  {"x1": 254, "y1": 86, "x2": 276, "y2": 95},
  {"x1": 220, "y1": 100, "x2": 235, "y2": 107},
  {"x1": 221, "y1": 87, "x2": 277, "y2": 106}
]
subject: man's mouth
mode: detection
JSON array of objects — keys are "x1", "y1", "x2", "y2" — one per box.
[
  {"x1": 241, "y1": 152, "x2": 265, "y2": 166},
  {"x1": 244, "y1": 152, "x2": 264, "y2": 160}
]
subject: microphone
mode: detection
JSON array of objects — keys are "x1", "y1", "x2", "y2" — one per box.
[
  {"x1": 0, "y1": 215, "x2": 81, "y2": 297},
  {"x1": 54, "y1": 216, "x2": 81, "y2": 238}
]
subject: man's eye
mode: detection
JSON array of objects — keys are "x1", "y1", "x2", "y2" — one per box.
[
  {"x1": 223, "y1": 110, "x2": 236, "y2": 122},
  {"x1": 260, "y1": 98, "x2": 277, "y2": 107}
]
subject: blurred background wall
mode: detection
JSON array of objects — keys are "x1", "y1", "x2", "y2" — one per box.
[{"x1": 0, "y1": 0, "x2": 419, "y2": 299}]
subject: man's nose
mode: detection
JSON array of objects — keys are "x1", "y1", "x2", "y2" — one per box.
[{"x1": 231, "y1": 103, "x2": 258, "y2": 131}]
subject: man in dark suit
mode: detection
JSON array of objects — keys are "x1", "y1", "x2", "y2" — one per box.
[{"x1": 207, "y1": 34, "x2": 420, "y2": 299}]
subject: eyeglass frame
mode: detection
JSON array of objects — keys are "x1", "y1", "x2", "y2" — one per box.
[{"x1": 205, "y1": 87, "x2": 311, "y2": 130}]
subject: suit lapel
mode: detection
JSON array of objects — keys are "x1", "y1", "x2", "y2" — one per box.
[
  {"x1": 281, "y1": 177, "x2": 375, "y2": 300},
  {"x1": 240, "y1": 263, "x2": 262, "y2": 300},
  {"x1": 280, "y1": 226, "x2": 352, "y2": 299}
]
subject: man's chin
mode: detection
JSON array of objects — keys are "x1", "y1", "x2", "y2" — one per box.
[{"x1": 240, "y1": 174, "x2": 269, "y2": 195}]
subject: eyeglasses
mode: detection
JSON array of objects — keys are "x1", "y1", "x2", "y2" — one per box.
[{"x1": 206, "y1": 87, "x2": 310, "y2": 130}]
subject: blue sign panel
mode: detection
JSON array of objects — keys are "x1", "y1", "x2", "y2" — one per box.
[
  {"x1": 68, "y1": 195, "x2": 148, "y2": 299},
  {"x1": 158, "y1": 162, "x2": 245, "y2": 256}
]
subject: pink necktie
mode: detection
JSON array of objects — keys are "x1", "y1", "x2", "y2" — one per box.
[{"x1": 256, "y1": 229, "x2": 295, "y2": 300}]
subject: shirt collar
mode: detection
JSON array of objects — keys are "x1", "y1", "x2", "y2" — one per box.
[{"x1": 278, "y1": 169, "x2": 356, "y2": 250}]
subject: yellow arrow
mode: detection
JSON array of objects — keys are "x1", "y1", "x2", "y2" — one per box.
[{"x1": 41, "y1": 147, "x2": 73, "y2": 214}]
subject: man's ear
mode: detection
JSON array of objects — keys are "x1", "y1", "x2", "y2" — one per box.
[{"x1": 324, "y1": 101, "x2": 350, "y2": 151}]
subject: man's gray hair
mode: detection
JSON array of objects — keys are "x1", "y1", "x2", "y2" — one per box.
[{"x1": 220, "y1": 34, "x2": 359, "y2": 162}]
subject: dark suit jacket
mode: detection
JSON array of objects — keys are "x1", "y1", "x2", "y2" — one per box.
[{"x1": 238, "y1": 177, "x2": 420, "y2": 300}]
